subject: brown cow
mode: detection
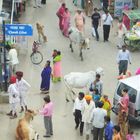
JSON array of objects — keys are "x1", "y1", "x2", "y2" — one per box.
[{"x1": 16, "y1": 110, "x2": 39, "y2": 140}]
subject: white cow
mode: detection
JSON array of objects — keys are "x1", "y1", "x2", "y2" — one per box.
[
  {"x1": 64, "y1": 68, "x2": 104, "y2": 102},
  {"x1": 68, "y1": 27, "x2": 90, "y2": 61}
]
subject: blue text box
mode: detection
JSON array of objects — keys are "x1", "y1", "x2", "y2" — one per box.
[{"x1": 5, "y1": 24, "x2": 33, "y2": 36}]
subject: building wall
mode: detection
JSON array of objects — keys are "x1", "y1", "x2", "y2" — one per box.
[
  {"x1": 138, "y1": 0, "x2": 140, "y2": 8},
  {"x1": 0, "y1": 0, "x2": 3, "y2": 12}
]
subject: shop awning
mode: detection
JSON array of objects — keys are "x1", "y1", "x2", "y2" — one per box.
[{"x1": 123, "y1": 9, "x2": 140, "y2": 20}]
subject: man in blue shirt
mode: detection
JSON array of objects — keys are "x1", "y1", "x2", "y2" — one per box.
[{"x1": 105, "y1": 116, "x2": 114, "y2": 140}]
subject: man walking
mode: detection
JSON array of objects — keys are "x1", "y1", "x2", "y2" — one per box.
[
  {"x1": 82, "y1": 95, "x2": 95, "y2": 140},
  {"x1": 91, "y1": 8, "x2": 101, "y2": 41},
  {"x1": 102, "y1": 9, "x2": 113, "y2": 42},
  {"x1": 8, "y1": 44, "x2": 19, "y2": 76},
  {"x1": 117, "y1": 45, "x2": 131, "y2": 75},
  {"x1": 73, "y1": 92, "x2": 86, "y2": 136},
  {"x1": 16, "y1": 71, "x2": 31, "y2": 113},
  {"x1": 91, "y1": 101, "x2": 107, "y2": 140}
]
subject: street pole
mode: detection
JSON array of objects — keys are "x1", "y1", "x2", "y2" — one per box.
[
  {"x1": 2, "y1": 20, "x2": 8, "y2": 92},
  {"x1": 11, "y1": 0, "x2": 16, "y2": 43},
  {"x1": 11, "y1": 0, "x2": 15, "y2": 24},
  {"x1": 0, "y1": 0, "x2": 3, "y2": 14}
]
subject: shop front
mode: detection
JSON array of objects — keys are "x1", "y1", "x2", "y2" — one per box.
[
  {"x1": 2, "y1": 0, "x2": 26, "y2": 22},
  {"x1": 109, "y1": 0, "x2": 133, "y2": 17}
]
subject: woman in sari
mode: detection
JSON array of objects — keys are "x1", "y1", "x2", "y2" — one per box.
[
  {"x1": 74, "y1": 10, "x2": 85, "y2": 32},
  {"x1": 100, "y1": 95, "x2": 111, "y2": 117},
  {"x1": 53, "y1": 51, "x2": 62, "y2": 83},
  {"x1": 62, "y1": 8, "x2": 71, "y2": 37},
  {"x1": 122, "y1": 13, "x2": 130, "y2": 31},
  {"x1": 40, "y1": 60, "x2": 52, "y2": 93},
  {"x1": 56, "y1": 3, "x2": 66, "y2": 30}
]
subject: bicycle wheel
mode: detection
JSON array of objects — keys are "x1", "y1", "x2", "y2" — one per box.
[{"x1": 30, "y1": 51, "x2": 43, "y2": 65}]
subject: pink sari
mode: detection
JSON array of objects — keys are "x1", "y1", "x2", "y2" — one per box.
[
  {"x1": 74, "y1": 13, "x2": 85, "y2": 32},
  {"x1": 53, "y1": 61, "x2": 61, "y2": 78},
  {"x1": 53, "y1": 55, "x2": 61, "y2": 82},
  {"x1": 120, "y1": 94, "x2": 129, "y2": 113},
  {"x1": 63, "y1": 11, "x2": 70, "y2": 37},
  {"x1": 57, "y1": 6, "x2": 65, "y2": 30}
]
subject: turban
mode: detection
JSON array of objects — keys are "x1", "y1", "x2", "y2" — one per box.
[
  {"x1": 85, "y1": 95, "x2": 92, "y2": 101},
  {"x1": 10, "y1": 76, "x2": 16, "y2": 84},
  {"x1": 16, "y1": 71, "x2": 23, "y2": 77}
]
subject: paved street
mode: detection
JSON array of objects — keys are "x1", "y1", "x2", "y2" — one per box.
[{"x1": 0, "y1": 0, "x2": 140, "y2": 140}]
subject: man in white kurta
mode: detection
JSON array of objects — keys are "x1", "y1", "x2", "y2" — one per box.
[
  {"x1": 82, "y1": 95, "x2": 95, "y2": 140},
  {"x1": 7, "y1": 76, "x2": 20, "y2": 119},
  {"x1": 8, "y1": 46, "x2": 19, "y2": 75},
  {"x1": 16, "y1": 71, "x2": 31, "y2": 113},
  {"x1": 73, "y1": 92, "x2": 86, "y2": 136}
]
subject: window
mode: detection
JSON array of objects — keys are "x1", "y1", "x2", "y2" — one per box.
[{"x1": 117, "y1": 83, "x2": 137, "y2": 103}]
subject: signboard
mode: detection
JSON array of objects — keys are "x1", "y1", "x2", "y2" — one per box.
[
  {"x1": 5, "y1": 24, "x2": 33, "y2": 36},
  {"x1": 114, "y1": 0, "x2": 132, "y2": 17}
]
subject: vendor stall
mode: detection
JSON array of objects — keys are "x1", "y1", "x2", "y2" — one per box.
[
  {"x1": 124, "y1": 21, "x2": 140, "y2": 51},
  {"x1": 123, "y1": 9, "x2": 140, "y2": 28},
  {"x1": 2, "y1": 0, "x2": 26, "y2": 22}
]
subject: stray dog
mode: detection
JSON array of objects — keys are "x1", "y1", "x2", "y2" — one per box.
[{"x1": 36, "y1": 23, "x2": 47, "y2": 43}]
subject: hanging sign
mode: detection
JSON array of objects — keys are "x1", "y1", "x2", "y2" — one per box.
[{"x1": 5, "y1": 24, "x2": 33, "y2": 36}]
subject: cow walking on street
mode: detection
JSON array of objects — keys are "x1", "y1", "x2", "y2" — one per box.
[{"x1": 68, "y1": 27, "x2": 90, "y2": 61}]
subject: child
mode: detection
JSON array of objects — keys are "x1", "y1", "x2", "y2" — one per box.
[
  {"x1": 113, "y1": 125, "x2": 122, "y2": 140},
  {"x1": 7, "y1": 76, "x2": 20, "y2": 119},
  {"x1": 105, "y1": 116, "x2": 114, "y2": 140},
  {"x1": 126, "y1": 130, "x2": 135, "y2": 140},
  {"x1": 40, "y1": 95, "x2": 54, "y2": 137},
  {"x1": 91, "y1": 88, "x2": 100, "y2": 107}
]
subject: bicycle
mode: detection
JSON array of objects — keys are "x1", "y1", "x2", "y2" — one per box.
[{"x1": 30, "y1": 41, "x2": 43, "y2": 65}]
